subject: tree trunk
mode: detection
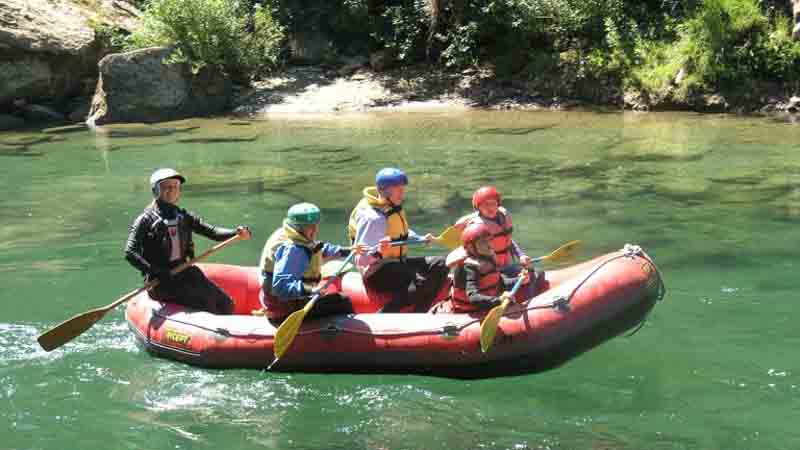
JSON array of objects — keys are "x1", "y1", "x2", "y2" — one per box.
[{"x1": 794, "y1": 0, "x2": 800, "y2": 40}]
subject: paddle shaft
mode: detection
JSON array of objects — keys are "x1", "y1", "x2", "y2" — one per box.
[
  {"x1": 313, "y1": 251, "x2": 357, "y2": 297},
  {"x1": 268, "y1": 251, "x2": 357, "y2": 368},
  {"x1": 106, "y1": 235, "x2": 241, "y2": 311},
  {"x1": 36, "y1": 234, "x2": 241, "y2": 352}
]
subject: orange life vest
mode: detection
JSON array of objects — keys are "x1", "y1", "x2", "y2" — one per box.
[
  {"x1": 455, "y1": 207, "x2": 515, "y2": 267},
  {"x1": 450, "y1": 256, "x2": 502, "y2": 312}
]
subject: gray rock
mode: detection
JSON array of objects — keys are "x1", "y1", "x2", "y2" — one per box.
[
  {"x1": 68, "y1": 102, "x2": 91, "y2": 122},
  {"x1": 22, "y1": 104, "x2": 66, "y2": 123},
  {"x1": 703, "y1": 94, "x2": 728, "y2": 112},
  {"x1": 0, "y1": 0, "x2": 140, "y2": 106},
  {"x1": 87, "y1": 46, "x2": 231, "y2": 125},
  {"x1": 787, "y1": 96, "x2": 800, "y2": 113},
  {"x1": 0, "y1": 113, "x2": 25, "y2": 130},
  {"x1": 338, "y1": 55, "x2": 368, "y2": 77},
  {"x1": 0, "y1": 0, "x2": 94, "y2": 55}
]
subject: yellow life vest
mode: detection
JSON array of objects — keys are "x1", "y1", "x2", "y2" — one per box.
[
  {"x1": 347, "y1": 187, "x2": 409, "y2": 259},
  {"x1": 260, "y1": 221, "x2": 323, "y2": 295}
]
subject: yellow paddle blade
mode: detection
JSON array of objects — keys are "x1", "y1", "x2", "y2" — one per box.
[
  {"x1": 538, "y1": 240, "x2": 582, "y2": 263},
  {"x1": 433, "y1": 226, "x2": 463, "y2": 250},
  {"x1": 321, "y1": 259, "x2": 354, "y2": 279},
  {"x1": 479, "y1": 297, "x2": 512, "y2": 353},
  {"x1": 272, "y1": 297, "x2": 317, "y2": 361}
]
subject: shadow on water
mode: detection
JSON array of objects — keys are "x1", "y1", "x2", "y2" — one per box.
[
  {"x1": 177, "y1": 136, "x2": 259, "y2": 144},
  {"x1": 271, "y1": 145, "x2": 351, "y2": 154},
  {"x1": 0, "y1": 135, "x2": 59, "y2": 147},
  {"x1": 608, "y1": 150, "x2": 708, "y2": 163},
  {"x1": 473, "y1": 125, "x2": 557, "y2": 135},
  {"x1": 96, "y1": 125, "x2": 200, "y2": 138},
  {"x1": 0, "y1": 147, "x2": 44, "y2": 157}
]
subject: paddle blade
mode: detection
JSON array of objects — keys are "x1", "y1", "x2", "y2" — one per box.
[
  {"x1": 479, "y1": 298, "x2": 511, "y2": 353},
  {"x1": 37, "y1": 307, "x2": 109, "y2": 352},
  {"x1": 434, "y1": 226, "x2": 463, "y2": 250},
  {"x1": 272, "y1": 299, "x2": 316, "y2": 361},
  {"x1": 540, "y1": 240, "x2": 582, "y2": 263}
]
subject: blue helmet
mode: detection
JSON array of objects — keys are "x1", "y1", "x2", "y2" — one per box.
[{"x1": 375, "y1": 167, "x2": 408, "y2": 191}]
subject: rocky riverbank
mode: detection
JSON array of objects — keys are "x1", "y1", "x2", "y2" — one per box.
[
  {"x1": 2, "y1": 0, "x2": 800, "y2": 131},
  {"x1": 231, "y1": 65, "x2": 800, "y2": 117}
]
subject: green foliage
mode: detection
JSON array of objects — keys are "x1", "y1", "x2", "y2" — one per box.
[
  {"x1": 119, "y1": 0, "x2": 800, "y2": 97},
  {"x1": 373, "y1": 2, "x2": 429, "y2": 63},
  {"x1": 89, "y1": 20, "x2": 130, "y2": 53},
  {"x1": 127, "y1": 0, "x2": 284, "y2": 80},
  {"x1": 615, "y1": 0, "x2": 800, "y2": 100}
]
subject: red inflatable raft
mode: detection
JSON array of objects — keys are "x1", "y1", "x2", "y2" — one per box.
[{"x1": 126, "y1": 244, "x2": 664, "y2": 378}]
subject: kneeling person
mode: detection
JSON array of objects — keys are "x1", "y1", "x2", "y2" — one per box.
[
  {"x1": 260, "y1": 203, "x2": 366, "y2": 323},
  {"x1": 443, "y1": 224, "x2": 529, "y2": 313}
]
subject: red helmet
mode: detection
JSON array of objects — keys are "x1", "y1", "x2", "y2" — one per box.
[
  {"x1": 472, "y1": 186, "x2": 501, "y2": 209},
  {"x1": 461, "y1": 224, "x2": 491, "y2": 246}
]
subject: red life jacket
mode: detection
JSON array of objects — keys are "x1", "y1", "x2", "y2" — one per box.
[
  {"x1": 450, "y1": 256, "x2": 502, "y2": 313},
  {"x1": 455, "y1": 207, "x2": 515, "y2": 267}
]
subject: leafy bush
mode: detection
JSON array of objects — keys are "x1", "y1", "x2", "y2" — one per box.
[{"x1": 127, "y1": 0, "x2": 284, "y2": 81}]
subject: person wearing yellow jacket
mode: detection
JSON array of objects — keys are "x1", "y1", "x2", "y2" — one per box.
[{"x1": 347, "y1": 168, "x2": 448, "y2": 312}]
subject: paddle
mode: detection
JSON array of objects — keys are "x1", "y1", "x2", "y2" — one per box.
[
  {"x1": 384, "y1": 226, "x2": 462, "y2": 250},
  {"x1": 269, "y1": 251, "x2": 357, "y2": 369},
  {"x1": 480, "y1": 270, "x2": 527, "y2": 353},
  {"x1": 431, "y1": 225, "x2": 462, "y2": 250},
  {"x1": 478, "y1": 240, "x2": 582, "y2": 353},
  {"x1": 448, "y1": 240, "x2": 582, "y2": 269},
  {"x1": 530, "y1": 240, "x2": 581, "y2": 264},
  {"x1": 36, "y1": 235, "x2": 242, "y2": 352}
]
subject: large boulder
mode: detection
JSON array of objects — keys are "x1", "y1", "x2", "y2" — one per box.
[
  {"x1": 0, "y1": 0, "x2": 140, "y2": 106},
  {"x1": 87, "y1": 46, "x2": 232, "y2": 125}
]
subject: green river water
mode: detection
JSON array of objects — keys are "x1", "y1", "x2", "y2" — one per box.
[{"x1": 1, "y1": 110, "x2": 798, "y2": 450}]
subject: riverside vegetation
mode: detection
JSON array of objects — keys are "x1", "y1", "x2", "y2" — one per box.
[{"x1": 115, "y1": 0, "x2": 800, "y2": 110}]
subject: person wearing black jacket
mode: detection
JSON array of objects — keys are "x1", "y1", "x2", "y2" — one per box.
[{"x1": 124, "y1": 168, "x2": 251, "y2": 314}]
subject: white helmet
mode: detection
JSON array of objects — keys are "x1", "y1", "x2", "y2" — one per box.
[{"x1": 150, "y1": 168, "x2": 186, "y2": 196}]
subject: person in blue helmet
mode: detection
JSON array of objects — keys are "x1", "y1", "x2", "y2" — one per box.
[
  {"x1": 260, "y1": 203, "x2": 368, "y2": 323},
  {"x1": 347, "y1": 168, "x2": 448, "y2": 312},
  {"x1": 124, "y1": 168, "x2": 251, "y2": 314}
]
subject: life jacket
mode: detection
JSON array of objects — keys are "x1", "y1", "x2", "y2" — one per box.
[
  {"x1": 450, "y1": 256, "x2": 502, "y2": 313},
  {"x1": 259, "y1": 221, "x2": 323, "y2": 319},
  {"x1": 455, "y1": 207, "x2": 515, "y2": 267},
  {"x1": 347, "y1": 186, "x2": 409, "y2": 259}
]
